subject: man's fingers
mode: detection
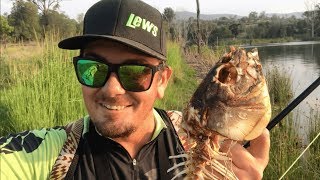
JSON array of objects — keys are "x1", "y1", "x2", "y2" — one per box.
[
  {"x1": 218, "y1": 129, "x2": 271, "y2": 179},
  {"x1": 247, "y1": 129, "x2": 270, "y2": 166},
  {"x1": 220, "y1": 128, "x2": 270, "y2": 165},
  {"x1": 220, "y1": 140, "x2": 253, "y2": 170}
]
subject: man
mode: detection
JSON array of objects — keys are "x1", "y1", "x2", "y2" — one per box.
[{"x1": 0, "y1": 0, "x2": 270, "y2": 179}]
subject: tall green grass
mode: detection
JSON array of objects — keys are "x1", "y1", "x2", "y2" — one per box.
[
  {"x1": 263, "y1": 67, "x2": 320, "y2": 179},
  {"x1": 266, "y1": 67, "x2": 293, "y2": 109},
  {"x1": 155, "y1": 41, "x2": 197, "y2": 110},
  {"x1": 0, "y1": 40, "x2": 197, "y2": 136},
  {"x1": 307, "y1": 106, "x2": 320, "y2": 178},
  {"x1": 1, "y1": 38, "x2": 320, "y2": 179},
  {"x1": 0, "y1": 39, "x2": 86, "y2": 135}
]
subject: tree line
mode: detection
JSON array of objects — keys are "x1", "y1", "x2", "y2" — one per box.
[
  {"x1": 1, "y1": 0, "x2": 320, "y2": 46},
  {"x1": 162, "y1": 4, "x2": 320, "y2": 47},
  {"x1": 0, "y1": 0, "x2": 83, "y2": 43}
]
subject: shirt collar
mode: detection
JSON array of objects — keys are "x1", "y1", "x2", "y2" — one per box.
[{"x1": 150, "y1": 108, "x2": 167, "y2": 141}]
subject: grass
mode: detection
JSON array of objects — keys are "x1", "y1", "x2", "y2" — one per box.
[
  {"x1": 263, "y1": 66, "x2": 320, "y2": 179},
  {"x1": 184, "y1": 44, "x2": 226, "y2": 65},
  {"x1": 155, "y1": 41, "x2": 198, "y2": 110},
  {"x1": 301, "y1": 103, "x2": 320, "y2": 179},
  {"x1": 263, "y1": 67, "x2": 301, "y2": 179},
  {"x1": 0, "y1": 39, "x2": 86, "y2": 135},
  {"x1": 266, "y1": 67, "x2": 294, "y2": 110},
  {"x1": 1, "y1": 38, "x2": 320, "y2": 179}
]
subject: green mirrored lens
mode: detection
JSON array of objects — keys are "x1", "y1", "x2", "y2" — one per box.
[
  {"x1": 119, "y1": 65, "x2": 152, "y2": 91},
  {"x1": 77, "y1": 59, "x2": 108, "y2": 87}
]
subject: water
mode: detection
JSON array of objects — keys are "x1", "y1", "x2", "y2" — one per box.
[{"x1": 245, "y1": 41, "x2": 320, "y2": 142}]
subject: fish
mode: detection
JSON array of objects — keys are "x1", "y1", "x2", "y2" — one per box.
[{"x1": 168, "y1": 46, "x2": 272, "y2": 179}]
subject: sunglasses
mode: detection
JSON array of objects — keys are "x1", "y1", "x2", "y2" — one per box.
[{"x1": 73, "y1": 56, "x2": 165, "y2": 92}]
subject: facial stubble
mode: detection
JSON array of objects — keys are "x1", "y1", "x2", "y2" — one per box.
[{"x1": 93, "y1": 118, "x2": 136, "y2": 138}]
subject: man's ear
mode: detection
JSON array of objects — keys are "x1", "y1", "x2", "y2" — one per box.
[{"x1": 156, "y1": 66, "x2": 172, "y2": 99}]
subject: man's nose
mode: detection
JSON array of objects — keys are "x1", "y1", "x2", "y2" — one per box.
[{"x1": 100, "y1": 73, "x2": 126, "y2": 96}]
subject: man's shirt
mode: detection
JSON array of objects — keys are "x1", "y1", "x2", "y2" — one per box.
[{"x1": 0, "y1": 109, "x2": 185, "y2": 180}]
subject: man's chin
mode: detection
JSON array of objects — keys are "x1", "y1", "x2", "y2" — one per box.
[{"x1": 94, "y1": 121, "x2": 136, "y2": 139}]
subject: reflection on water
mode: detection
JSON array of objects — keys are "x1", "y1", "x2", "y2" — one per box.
[{"x1": 247, "y1": 42, "x2": 320, "y2": 142}]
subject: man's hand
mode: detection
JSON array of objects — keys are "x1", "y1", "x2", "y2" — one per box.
[{"x1": 221, "y1": 129, "x2": 270, "y2": 180}]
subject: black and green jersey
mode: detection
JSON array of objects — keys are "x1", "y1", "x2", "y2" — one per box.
[
  {"x1": 0, "y1": 126, "x2": 67, "y2": 179},
  {"x1": 0, "y1": 109, "x2": 186, "y2": 179}
]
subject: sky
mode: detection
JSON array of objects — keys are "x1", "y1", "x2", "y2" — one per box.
[{"x1": 0, "y1": 0, "x2": 313, "y2": 19}]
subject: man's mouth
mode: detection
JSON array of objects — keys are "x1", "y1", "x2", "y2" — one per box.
[{"x1": 101, "y1": 103, "x2": 126, "y2": 110}]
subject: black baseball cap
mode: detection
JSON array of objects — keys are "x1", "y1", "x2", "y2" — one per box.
[{"x1": 58, "y1": 0, "x2": 167, "y2": 60}]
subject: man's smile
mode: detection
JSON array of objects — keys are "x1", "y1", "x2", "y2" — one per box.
[{"x1": 100, "y1": 103, "x2": 129, "y2": 110}]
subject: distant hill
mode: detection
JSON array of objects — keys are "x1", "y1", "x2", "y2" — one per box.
[
  {"x1": 175, "y1": 11, "x2": 242, "y2": 20},
  {"x1": 266, "y1": 12, "x2": 303, "y2": 19},
  {"x1": 175, "y1": 11, "x2": 304, "y2": 20}
]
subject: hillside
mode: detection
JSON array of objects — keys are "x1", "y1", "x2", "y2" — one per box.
[{"x1": 175, "y1": 11, "x2": 304, "y2": 20}]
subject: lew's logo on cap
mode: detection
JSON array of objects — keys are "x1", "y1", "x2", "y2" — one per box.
[{"x1": 126, "y1": 13, "x2": 158, "y2": 37}]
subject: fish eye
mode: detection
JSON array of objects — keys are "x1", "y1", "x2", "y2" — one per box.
[{"x1": 218, "y1": 65, "x2": 237, "y2": 84}]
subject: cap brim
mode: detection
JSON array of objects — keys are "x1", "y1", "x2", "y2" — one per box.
[{"x1": 58, "y1": 35, "x2": 166, "y2": 61}]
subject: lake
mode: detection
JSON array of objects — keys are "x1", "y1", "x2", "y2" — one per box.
[{"x1": 244, "y1": 41, "x2": 320, "y2": 142}]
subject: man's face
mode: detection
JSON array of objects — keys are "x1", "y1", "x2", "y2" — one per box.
[{"x1": 81, "y1": 40, "x2": 172, "y2": 139}]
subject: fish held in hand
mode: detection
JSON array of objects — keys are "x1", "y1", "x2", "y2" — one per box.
[{"x1": 169, "y1": 47, "x2": 271, "y2": 180}]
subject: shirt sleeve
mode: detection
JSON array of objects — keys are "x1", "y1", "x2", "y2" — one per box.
[{"x1": 0, "y1": 127, "x2": 67, "y2": 180}]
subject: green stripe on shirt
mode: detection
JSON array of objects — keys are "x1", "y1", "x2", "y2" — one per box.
[{"x1": 151, "y1": 108, "x2": 167, "y2": 141}]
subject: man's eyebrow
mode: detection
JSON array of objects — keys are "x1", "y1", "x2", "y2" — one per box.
[
  {"x1": 83, "y1": 52, "x2": 151, "y2": 64},
  {"x1": 83, "y1": 52, "x2": 105, "y2": 60},
  {"x1": 125, "y1": 59, "x2": 150, "y2": 64}
]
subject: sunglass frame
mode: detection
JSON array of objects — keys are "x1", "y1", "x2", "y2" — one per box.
[{"x1": 73, "y1": 56, "x2": 165, "y2": 92}]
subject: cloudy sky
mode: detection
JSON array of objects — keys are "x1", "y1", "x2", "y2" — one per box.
[{"x1": 0, "y1": 0, "x2": 314, "y2": 19}]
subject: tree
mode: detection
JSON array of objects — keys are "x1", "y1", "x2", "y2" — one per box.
[
  {"x1": 196, "y1": 0, "x2": 201, "y2": 55},
  {"x1": 208, "y1": 25, "x2": 233, "y2": 46},
  {"x1": 296, "y1": 19, "x2": 308, "y2": 35},
  {"x1": 27, "y1": 0, "x2": 61, "y2": 16},
  {"x1": 229, "y1": 23, "x2": 240, "y2": 39},
  {"x1": 75, "y1": 13, "x2": 84, "y2": 35},
  {"x1": 185, "y1": 17, "x2": 196, "y2": 45},
  {"x1": 27, "y1": 0, "x2": 62, "y2": 35},
  {"x1": 44, "y1": 10, "x2": 78, "y2": 38},
  {"x1": 169, "y1": 26, "x2": 178, "y2": 41},
  {"x1": 8, "y1": 0, "x2": 40, "y2": 40},
  {"x1": 255, "y1": 21, "x2": 270, "y2": 38},
  {"x1": 248, "y1": 11, "x2": 258, "y2": 23},
  {"x1": 259, "y1": 11, "x2": 267, "y2": 19},
  {"x1": 28, "y1": 0, "x2": 62, "y2": 13},
  {"x1": 162, "y1": 7, "x2": 177, "y2": 41},
  {"x1": 304, "y1": 0, "x2": 319, "y2": 38},
  {"x1": 0, "y1": 15, "x2": 14, "y2": 44},
  {"x1": 176, "y1": 6, "x2": 312, "y2": 45},
  {"x1": 266, "y1": 15, "x2": 282, "y2": 38},
  {"x1": 315, "y1": 4, "x2": 320, "y2": 36},
  {"x1": 163, "y1": 7, "x2": 175, "y2": 24},
  {"x1": 200, "y1": 21, "x2": 216, "y2": 45}
]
